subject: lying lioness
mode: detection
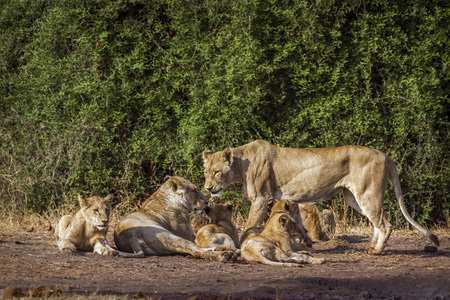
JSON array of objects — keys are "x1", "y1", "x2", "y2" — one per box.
[
  {"x1": 55, "y1": 194, "x2": 142, "y2": 257},
  {"x1": 195, "y1": 202, "x2": 240, "y2": 251},
  {"x1": 114, "y1": 176, "x2": 234, "y2": 261},
  {"x1": 241, "y1": 212, "x2": 324, "y2": 267},
  {"x1": 240, "y1": 199, "x2": 313, "y2": 250}
]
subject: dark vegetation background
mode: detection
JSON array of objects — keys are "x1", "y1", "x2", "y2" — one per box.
[{"x1": 0, "y1": 0, "x2": 448, "y2": 226}]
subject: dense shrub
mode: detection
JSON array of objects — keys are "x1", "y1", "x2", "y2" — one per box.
[{"x1": 1, "y1": 0, "x2": 448, "y2": 225}]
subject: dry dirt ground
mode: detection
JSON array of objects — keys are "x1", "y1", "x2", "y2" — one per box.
[{"x1": 0, "y1": 220, "x2": 449, "y2": 300}]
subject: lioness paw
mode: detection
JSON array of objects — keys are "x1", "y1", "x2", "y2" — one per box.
[
  {"x1": 61, "y1": 246, "x2": 77, "y2": 255},
  {"x1": 218, "y1": 250, "x2": 238, "y2": 262},
  {"x1": 94, "y1": 243, "x2": 115, "y2": 256},
  {"x1": 365, "y1": 247, "x2": 381, "y2": 256}
]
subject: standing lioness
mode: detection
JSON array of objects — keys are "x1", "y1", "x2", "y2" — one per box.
[
  {"x1": 114, "y1": 176, "x2": 234, "y2": 261},
  {"x1": 203, "y1": 140, "x2": 439, "y2": 255}
]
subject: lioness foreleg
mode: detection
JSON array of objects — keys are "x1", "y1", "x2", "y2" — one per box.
[
  {"x1": 246, "y1": 196, "x2": 268, "y2": 229},
  {"x1": 57, "y1": 238, "x2": 77, "y2": 254},
  {"x1": 91, "y1": 236, "x2": 116, "y2": 255}
]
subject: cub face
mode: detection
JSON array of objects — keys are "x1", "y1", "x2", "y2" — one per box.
[
  {"x1": 268, "y1": 199, "x2": 313, "y2": 247},
  {"x1": 278, "y1": 213, "x2": 302, "y2": 240},
  {"x1": 167, "y1": 176, "x2": 209, "y2": 213},
  {"x1": 204, "y1": 202, "x2": 233, "y2": 224},
  {"x1": 79, "y1": 194, "x2": 113, "y2": 231},
  {"x1": 202, "y1": 148, "x2": 234, "y2": 197}
]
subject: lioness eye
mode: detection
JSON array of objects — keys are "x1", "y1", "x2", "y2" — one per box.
[
  {"x1": 93, "y1": 209, "x2": 99, "y2": 214},
  {"x1": 214, "y1": 171, "x2": 221, "y2": 176}
]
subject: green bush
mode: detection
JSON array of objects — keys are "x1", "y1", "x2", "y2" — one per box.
[{"x1": 0, "y1": 0, "x2": 448, "y2": 225}]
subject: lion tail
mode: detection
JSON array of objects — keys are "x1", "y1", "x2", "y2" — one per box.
[
  {"x1": 387, "y1": 157, "x2": 439, "y2": 247},
  {"x1": 98, "y1": 238, "x2": 145, "y2": 258}
]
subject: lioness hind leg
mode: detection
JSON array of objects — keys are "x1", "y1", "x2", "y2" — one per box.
[
  {"x1": 254, "y1": 249, "x2": 302, "y2": 267},
  {"x1": 55, "y1": 215, "x2": 72, "y2": 240},
  {"x1": 288, "y1": 253, "x2": 325, "y2": 265},
  {"x1": 364, "y1": 210, "x2": 392, "y2": 255},
  {"x1": 343, "y1": 188, "x2": 392, "y2": 255},
  {"x1": 366, "y1": 212, "x2": 392, "y2": 255}
]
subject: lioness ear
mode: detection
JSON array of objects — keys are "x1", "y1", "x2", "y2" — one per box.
[
  {"x1": 220, "y1": 148, "x2": 232, "y2": 163},
  {"x1": 280, "y1": 214, "x2": 289, "y2": 227},
  {"x1": 267, "y1": 198, "x2": 278, "y2": 210},
  {"x1": 104, "y1": 194, "x2": 113, "y2": 204},
  {"x1": 202, "y1": 149, "x2": 212, "y2": 160},
  {"x1": 204, "y1": 206, "x2": 211, "y2": 214},
  {"x1": 78, "y1": 194, "x2": 87, "y2": 208},
  {"x1": 168, "y1": 177, "x2": 185, "y2": 194},
  {"x1": 283, "y1": 201, "x2": 291, "y2": 212}
]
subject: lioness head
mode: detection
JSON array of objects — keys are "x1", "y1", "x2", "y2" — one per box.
[
  {"x1": 271, "y1": 213, "x2": 300, "y2": 238},
  {"x1": 166, "y1": 176, "x2": 209, "y2": 213},
  {"x1": 79, "y1": 194, "x2": 113, "y2": 231},
  {"x1": 268, "y1": 198, "x2": 313, "y2": 247},
  {"x1": 202, "y1": 148, "x2": 234, "y2": 197}
]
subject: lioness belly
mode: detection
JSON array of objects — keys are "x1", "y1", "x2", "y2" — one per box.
[
  {"x1": 273, "y1": 153, "x2": 348, "y2": 202},
  {"x1": 276, "y1": 182, "x2": 342, "y2": 203}
]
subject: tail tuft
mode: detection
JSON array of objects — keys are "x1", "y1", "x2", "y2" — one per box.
[{"x1": 428, "y1": 233, "x2": 440, "y2": 247}]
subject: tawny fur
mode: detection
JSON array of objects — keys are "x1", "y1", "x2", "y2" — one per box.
[
  {"x1": 55, "y1": 194, "x2": 116, "y2": 255},
  {"x1": 195, "y1": 202, "x2": 240, "y2": 251},
  {"x1": 299, "y1": 204, "x2": 336, "y2": 241},
  {"x1": 240, "y1": 213, "x2": 325, "y2": 267},
  {"x1": 203, "y1": 139, "x2": 439, "y2": 255},
  {"x1": 240, "y1": 199, "x2": 313, "y2": 250},
  {"x1": 114, "y1": 176, "x2": 234, "y2": 261},
  {"x1": 192, "y1": 216, "x2": 210, "y2": 234}
]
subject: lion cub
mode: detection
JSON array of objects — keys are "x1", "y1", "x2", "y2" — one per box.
[
  {"x1": 241, "y1": 212, "x2": 324, "y2": 267},
  {"x1": 55, "y1": 194, "x2": 115, "y2": 255},
  {"x1": 299, "y1": 204, "x2": 336, "y2": 241},
  {"x1": 240, "y1": 199, "x2": 313, "y2": 249},
  {"x1": 195, "y1": 202, "x2": 240, "y2": 251}
]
